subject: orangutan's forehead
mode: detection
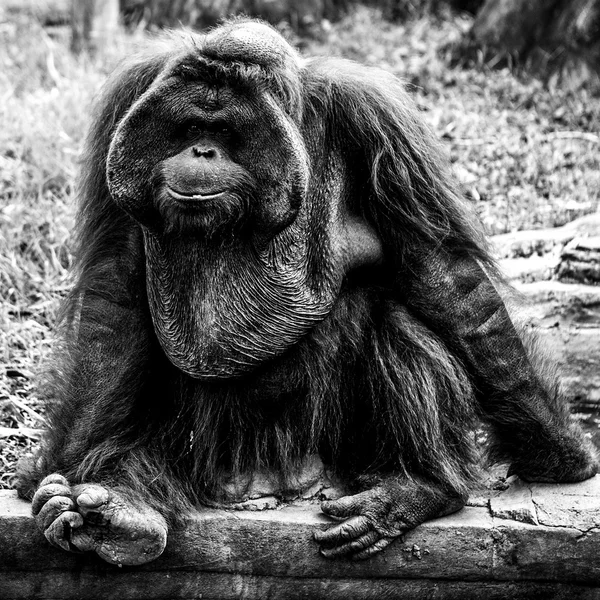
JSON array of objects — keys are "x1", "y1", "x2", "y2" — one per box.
[
  {"x1": 165, "y1": 26, "x2": 303, "y2": 118},
  {"x1": 169, "y1": 54, "x2": 263, "y2": 94},
  {"x1": 188, "y1": 82, "x2": 234, "y2": 110},
  {"x1": 202, "y1": 21, "x2": 300, "y2": 70}
]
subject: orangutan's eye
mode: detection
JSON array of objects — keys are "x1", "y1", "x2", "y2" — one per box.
[{"x1": 186, "y1": 123, "x2": 202, "y2": 137}]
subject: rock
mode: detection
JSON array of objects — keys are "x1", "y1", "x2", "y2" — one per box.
[
  {"x1": 499, "y1": 253, "x2": 559, "y2": 282},
  {"x1": 557, "y1": 236, "x2": 600, "y2": 284},
  {"x1": 491, "y1": 213, "x2": 600, "y2": 260},
  {"x1": 492, "y1": 215, "x2": 600, "y2": 404},
  {"x1": 513, "y1": 281, "x2": 600, "y2": 402}
]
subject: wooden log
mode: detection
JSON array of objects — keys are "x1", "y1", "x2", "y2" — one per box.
[
  {"x1": 1, "y1": 476, "x2": 600, "y2": 599},
  {"x1": 491, "y1": 214, "x2": 600, "y2": 260},
  {"x1": 558, "y1": 237, "x2": 600, "y2": 284}
]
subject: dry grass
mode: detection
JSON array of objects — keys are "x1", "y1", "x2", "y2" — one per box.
[
  {"x1": 1, "y1": 7, "x2": 599, "y2": 488},
  {"x1": 306, "y1": 8, "x2": 600, "y2": 233},
  {"x1": 0, "y1": 14, "x2": 142, "y2": 486}
]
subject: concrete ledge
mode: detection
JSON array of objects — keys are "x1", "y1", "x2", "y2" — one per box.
[{"x1": 1, "y1": 476, "x2": 600, "y2": 599}]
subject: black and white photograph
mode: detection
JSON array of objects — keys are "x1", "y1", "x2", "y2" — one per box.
[{"x1": 1, "y1": 0, "x2": 599, "y2": 598}]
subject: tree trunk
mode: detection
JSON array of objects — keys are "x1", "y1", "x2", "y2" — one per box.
[
  {"x1": 70, "y1": 0, "x2": 95, "y2": 53},
  {"x1": 71, "y1": 0, "x2": 120, "y2": 54},
  {"x1": 467, "y1": 0, "x2": 600, "y2": 83},
  {"x1": 447, "y1": 0, "x2": 484, "y2": 15}
]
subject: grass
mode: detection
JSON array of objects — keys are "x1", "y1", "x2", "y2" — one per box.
[
  {"x1": 305, "y1": 9, "x2": 600, "y2": 234},
  {"x1": 0, "y1": 7, "x2": 599, "y2": 489},
  {"x1": 0, "y1": 14, "x2": 139, "y2": 487}
]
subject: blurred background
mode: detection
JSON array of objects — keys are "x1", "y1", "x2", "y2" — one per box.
[{"x1": 0, "y1": 0, "x2": 599, "y2": 488}]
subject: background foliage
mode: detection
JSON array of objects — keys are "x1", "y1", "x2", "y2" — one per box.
[{"x1": 0, "y1": 2, "x2": 599, "y2": 488}]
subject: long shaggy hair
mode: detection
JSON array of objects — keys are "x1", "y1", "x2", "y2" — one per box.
[{"x1": 18, "y1": 26, "x2": 592, "y2": 526}]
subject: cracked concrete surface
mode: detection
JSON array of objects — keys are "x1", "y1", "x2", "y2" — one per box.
[
  {"x1": 1, "y1": 476, "x2": 600, "y2": 598},
  {"x1": 490, "y1": 475, "x2": 600, "y2": 533}
]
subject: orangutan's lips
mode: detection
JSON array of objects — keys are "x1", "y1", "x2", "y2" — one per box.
[{"x1": 167, "y1": 187, "x2": 227, "y2": 203}]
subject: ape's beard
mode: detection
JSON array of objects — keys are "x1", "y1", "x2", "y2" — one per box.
[{"x1": 154, "y1": 186, "x2": 250, "y2": 239}]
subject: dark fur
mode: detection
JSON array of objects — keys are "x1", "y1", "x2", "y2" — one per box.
[{"x1": 18, "y1": 22, "x2": 596, "y2": 535}]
